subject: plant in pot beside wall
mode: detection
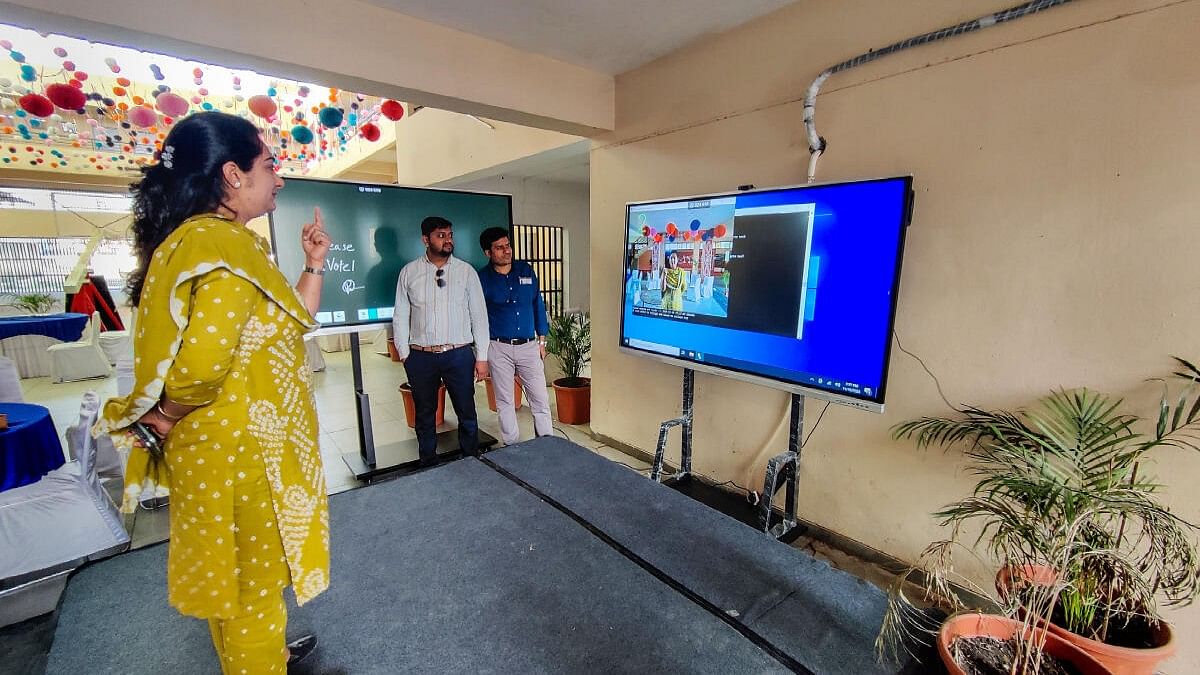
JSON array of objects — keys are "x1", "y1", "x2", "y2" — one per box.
[
  {"x1": 878, "y1": 358, "x2": 1200, "y2": 675},
  {"x1": 546, "y1": 311, "x2": 591, "y2": 425}
]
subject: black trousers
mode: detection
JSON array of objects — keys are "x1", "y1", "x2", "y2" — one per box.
[{"x1": 403, "y1": 346, "x2": 478, "y2": 461}]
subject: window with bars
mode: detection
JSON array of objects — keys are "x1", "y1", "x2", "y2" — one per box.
[
  {"x1": 0, "y1": 186, "x2": 136, "y2": 303},
  {"x1": 510, "y1": 224, "x2": 565, "y2": 320},
  {"x1": 0, "y1": 237, "x2": 136, "y2": 301}
]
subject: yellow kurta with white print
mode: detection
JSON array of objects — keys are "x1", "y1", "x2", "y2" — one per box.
[{"x1": 96, "y1": 214, "x2": 329, "y2": 619}]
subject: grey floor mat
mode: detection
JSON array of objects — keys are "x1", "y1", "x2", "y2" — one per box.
[
  {"x1": 46, "y1": 458, "x2": 789, "y2": 674},
  {"x1": 486, "y1": 437, "x2": 913, "y2": 675}
]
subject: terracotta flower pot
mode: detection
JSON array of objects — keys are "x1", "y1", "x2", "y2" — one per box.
[
  {"x1": 552, "y1": 377, "x2": 590, "y2": 425},
  {"x1": 995, "y1": 564, "x2": 1176, "y2": 675},
  {"x1": 1043, "y1": 620, "x2": 1173, "y2": 675},
  {"x1": 938, "y1": 613, "x2": 1111, "y2": 675},
  {"x1": 485, "y1": 376, "x2": 523, "y2": 412},
  {"x1": 399, "y1": 382, "x2": 446, "y2": 428}
]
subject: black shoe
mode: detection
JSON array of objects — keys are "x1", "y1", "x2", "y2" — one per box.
[
  {"x1": 286, "y1": 634, "x2": 318, "y2": 668},
  {"x1": 418, "y1": 455, "x2": 438, "y2": 468}
]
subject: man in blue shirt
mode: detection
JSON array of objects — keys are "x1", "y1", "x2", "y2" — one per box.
[{"x1": 477, "y1": 227, "x2": 553, "y2": 444}]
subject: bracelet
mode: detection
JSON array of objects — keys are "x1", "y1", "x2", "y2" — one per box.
[
  {"x1": 155, "y1": 402, "x2": 184, "y2": 421},
  {"x1": 303, "y1": 266, "x2": 325, "y2": 276}
]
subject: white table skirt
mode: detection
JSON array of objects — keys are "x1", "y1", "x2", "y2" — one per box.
[{"x1": 0, "y1": 335, "x2": 59, "y2": 378}]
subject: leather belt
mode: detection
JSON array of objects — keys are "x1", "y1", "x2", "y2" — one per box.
[
  {"x1": 492, "y1": 337, "x2": 534, "y2": 345},
  {"x1": 409, "y1": 343, "x2": 470, "y2": 353}
]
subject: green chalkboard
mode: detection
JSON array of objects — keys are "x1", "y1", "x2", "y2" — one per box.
[{"x1": 270, "y1": 177, "x2": 511, "y2": 328}]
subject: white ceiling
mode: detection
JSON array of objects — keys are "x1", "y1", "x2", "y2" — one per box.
[{"x1": 362, "y1": 0, "x2": 797, "y2": 75}]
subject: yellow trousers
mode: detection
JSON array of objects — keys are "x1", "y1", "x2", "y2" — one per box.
[{"x1": 204, "y1": 453, "x2": 291, "y2": 674}]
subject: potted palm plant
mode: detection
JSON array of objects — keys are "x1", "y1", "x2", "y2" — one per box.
[
  {"x1": 546, "y1": 311, "x2": 591, "y2": 424},
  {"x1": 878, "y1": 357, "x2": 1200, "y2": 675}
]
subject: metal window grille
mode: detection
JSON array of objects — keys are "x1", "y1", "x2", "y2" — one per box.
[
  {"x1": 511, "y1": 224, "x2": 565, "y2": 319},
  {"x1": 0, "y1": 237, "x2": 88, "y2": 296},
  {"x1": 0, "y1": 236, "x2": 136, "y2": 299}
]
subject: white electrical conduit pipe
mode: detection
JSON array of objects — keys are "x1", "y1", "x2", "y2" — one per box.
[{"x1": 802, "y1": 0, "x2": 1075, "y2": 182}]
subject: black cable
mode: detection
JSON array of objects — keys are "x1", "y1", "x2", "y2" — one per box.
[
  {"x1": 800, "y1": 402, "x2": 830, "y2": 449},
  {"x1": 893, "y1": 329, "x2": 962, "y2": 412}
]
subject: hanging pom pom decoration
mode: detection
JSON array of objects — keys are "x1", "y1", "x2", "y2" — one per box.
[
  {"x1": 247, "y1": 94, "x2": 277, "y2": 119},
  {"x1": 18, "y1": 93, "x2": 54, "y2": 118},
  {"x1": 290, "y1": 125, "x2": 314, "y2": 144},
  {"x1": 104, "y1": 56, "x2": 120, "y2": 74},
  {"x1": 155, "y1": 91, "x2": 190, "y2": 117},
  {"x1": 668, "y1": 234, "x2": 676, "y2": 243},
  {"x1": 690, "y1": 218, "x2": 701, "y2": 232},
  {"x1": 665, "y1": 222, "x2": 677, "y2": 236},
  {"x1": 53, "y1": 47, "x2": 67, "y2": 58},
  {"x1": 714, "y1": 223, "x2": 727, "y2": 238},
  {"x1": 317, "y1": 106, "x2": 344, "y2": 128},
  {"x1": 654, "y1": 233, "x2": 664, "y2": 243},
  {"x1": 19, "y1": 64, "x2": 36, "y2": 82},
  {"x1": 128, "y1": 106, "x2": 156, "y2": 128},
  {"x1": 380, "y1": 99, "x2": 405, "y2": 121},
  {"x1": 149, "y1": 63, "x2": 164, "y2": 80},
  {"x1": 45, "y1": 83, "x2": 86, "y2": 111},
  {"x1": 359, "y1": 122, "x2": 380, "y2": 141}
]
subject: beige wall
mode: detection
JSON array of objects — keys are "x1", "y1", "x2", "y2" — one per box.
[
  {"x1": 395, "y1": 108, "x2": 584, "y2": 187},
  {"x1": 590, "y1": 0, "x2": 1200, "y2": 669},
  {"x1": 449, "y1": 175, "x2": 590, "y2": 311}
]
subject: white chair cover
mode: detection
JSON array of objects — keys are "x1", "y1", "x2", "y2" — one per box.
[
  {"x1": 97, "y1": 330, "x2": 131, "y2": 365},
  {"x1": 317, "y1": 332, "x2": 351, "y2": 352},
  {"x1": 0, "y1": 391, "x2": 129, "y2": 627},
  {"x1": 115, "y1": 357, "x2": 135, "y2": 397},
  {"x1": 305, "y1": 335, "x2": 326, "y2": 372},
  {"x1": 369, "y1": 328, "x2": 390, "y2": 356},
  {"x1": 47, "y1": 312, "x2": 112, "y2": 383},
  {"x1": 0, "y1": 356, "x2": 21, "y2": 402}
]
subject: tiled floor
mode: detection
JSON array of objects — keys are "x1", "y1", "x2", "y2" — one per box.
[{"x1": 16, "y1": 347, "x2": 650, "y2": 547}]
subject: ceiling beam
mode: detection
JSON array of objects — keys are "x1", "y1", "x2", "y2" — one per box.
[{"x1": 0, "y1": 0, "x2": 614, "y2": 136}]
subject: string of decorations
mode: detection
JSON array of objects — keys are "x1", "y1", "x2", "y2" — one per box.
[{"x1": 0, "y1": 27, "x2": 408, "y2": 177}]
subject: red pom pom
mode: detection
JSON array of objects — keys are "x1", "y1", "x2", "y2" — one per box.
[
  {"x1": 380, "y1": 100, "x2": 404, "y2": 121},
  {"x1": 19, "y1": 93, "x2": 55, "y2": 118},
  {"x1": 359, "y1": 122, "x2": 381, "y2": 142},
  {"x1": 45, "y1": 83, "x2": 87, "y2": 110},
  {"x1": 715, "y1": 223, "x2": 727, "y2": 238}
]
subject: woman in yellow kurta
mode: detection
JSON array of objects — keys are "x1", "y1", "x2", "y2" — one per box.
[
  {"x1": 661, "y1": 252, "x2": 688, "y2": 311},
  {"x1": 95, "y1": 112, "x2": 332, "y2": 673}
]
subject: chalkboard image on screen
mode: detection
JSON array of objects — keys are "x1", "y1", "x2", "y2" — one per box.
[
  {"x1": 620, "y1": 176, "x2": 913, "y2": 413},
  {"x1": 269, "y1": 177, "x2": 512, "y2": 330}
]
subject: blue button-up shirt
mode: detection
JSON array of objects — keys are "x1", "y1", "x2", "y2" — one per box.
[{"x1": 477, "y1": 260, "x2": 549, "y2": 339}]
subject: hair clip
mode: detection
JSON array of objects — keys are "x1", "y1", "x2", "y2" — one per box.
[{"x1": 160, "y1": 144, "x2": 175, "y2": 169}]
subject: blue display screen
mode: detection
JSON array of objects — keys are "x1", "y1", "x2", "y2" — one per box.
[{"x1": 619, "y1": 176, "x2": 912, "y2": 406}]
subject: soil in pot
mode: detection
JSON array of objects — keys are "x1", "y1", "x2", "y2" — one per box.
[
  {"x1": 1044, "y1": 603, "x2": 1161, "y2": 650},
  {"x1": 950, "y1": 636, "x2": 1083, "y2": 675}
]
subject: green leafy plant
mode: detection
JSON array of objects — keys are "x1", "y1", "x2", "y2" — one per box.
[
  {"x1": 878, "y1": 357, "x2": 1200, "y2": 672},
  {"x1": 5, "y1": 292, "x2": 56, "y2": 314},
  {"x1": 546, "y1": 311, "x2": 591, "y2": 387}
]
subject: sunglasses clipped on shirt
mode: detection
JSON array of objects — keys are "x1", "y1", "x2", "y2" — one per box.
[{"x1": 436, "y1": 268, "x2": 445, "y2": 288}]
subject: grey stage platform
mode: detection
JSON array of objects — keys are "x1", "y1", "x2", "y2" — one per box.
[{"x1": 44, "y1": 437, "x2": 921, "y2": 674}]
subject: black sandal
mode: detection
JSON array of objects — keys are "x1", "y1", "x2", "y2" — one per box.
[{"x1": 286, "y1": 634, "x2": 318, "y2": 669}]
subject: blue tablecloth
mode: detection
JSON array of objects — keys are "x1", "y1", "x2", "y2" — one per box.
[
  {"x1": 0, "y1": 313, "x2": 88, "y2": 342},
  {"x1": 1, "y1": 403, "x2": 65, "y2": 492}
]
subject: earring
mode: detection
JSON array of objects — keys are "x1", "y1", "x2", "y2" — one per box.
[{"x1": 233, "y1": 181, "x2": 241, "y2": 188}]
